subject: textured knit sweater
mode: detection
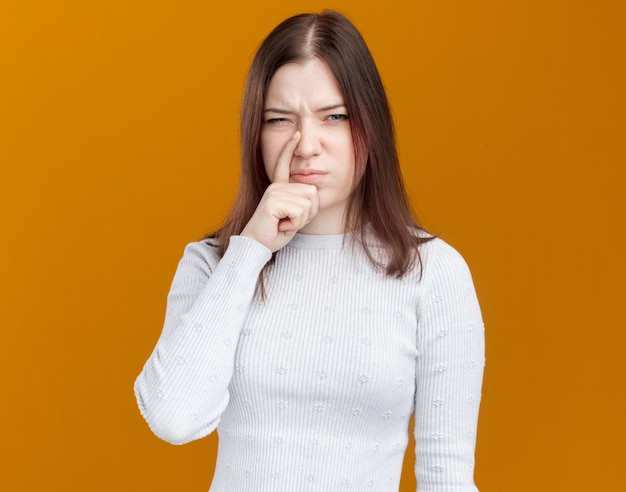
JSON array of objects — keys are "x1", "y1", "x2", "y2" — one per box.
[{"x1": 135, "y1": 231, "x2": 485, "y2": 491}]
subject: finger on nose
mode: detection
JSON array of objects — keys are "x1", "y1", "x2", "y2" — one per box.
[
  {"x1": 293, "y1": 128, "x2": 320, "y2": 158},
  {"x1": 273, "y1": 131, "x2": 300, "y2": 183}
]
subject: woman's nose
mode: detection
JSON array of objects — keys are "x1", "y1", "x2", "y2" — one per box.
[{"x1": 294, "y1": 121, "x2": 322, "y2": 159}]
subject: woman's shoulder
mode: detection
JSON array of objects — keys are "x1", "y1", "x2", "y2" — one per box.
[
  {"x1": 410, "y1": 227, "x2": 464, "y2": 259},
  {"x1": 179, "y1": 235, "x2": 272, "y2": 271},
  {"x1": 415, "y1": 232, "x2": 475, "y2": 284},
  {"x1": 176, "y1": 236, "x2": 222, "y2": 272},
  {"x1": 182, "y1": 235, "x2": 220, "y2": 254}
]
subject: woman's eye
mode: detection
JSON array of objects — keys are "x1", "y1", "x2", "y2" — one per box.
[
  {"x1": 265, "y1": 117, "x2": 289, "y2": 124},
  {"x1": 327, "y1": 114, "x2": 348, "y2": 122}
]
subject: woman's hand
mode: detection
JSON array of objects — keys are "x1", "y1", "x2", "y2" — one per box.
[{"x1": 241, "y1": 132, "x2": 319, "y2": 252}]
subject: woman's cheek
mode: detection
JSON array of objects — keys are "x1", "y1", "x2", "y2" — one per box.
[
  {"x1": 260, "y1": 137, "x2": 275, "y2": 177},
  {"x1": 261, "y1": 153, "x2": 274, "y2": 179}
]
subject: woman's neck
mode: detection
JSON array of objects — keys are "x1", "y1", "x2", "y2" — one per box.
[{"x1": 298, "y1": 206, "x2": 347, "y2": 235}]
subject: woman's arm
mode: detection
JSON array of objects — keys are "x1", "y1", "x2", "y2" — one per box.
[
  {"x1": 134, "y1": 236, "x2": 271, "y2": 444},
  {"x1": 414, "y1": 239, "x2": 485, "y2": 491}
]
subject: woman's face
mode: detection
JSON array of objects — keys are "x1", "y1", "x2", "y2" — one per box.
[{"x1": 261, "y1": 57, "x2": 357, "y2": 231}]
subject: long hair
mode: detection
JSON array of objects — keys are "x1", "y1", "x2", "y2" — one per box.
[{"x1": 215, "y1": 10, "x2": 431, "y2": 283}]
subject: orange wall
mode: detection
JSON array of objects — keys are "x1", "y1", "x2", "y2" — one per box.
[{"x1": 1, "y1": 0, "x2": 625, "y2": 490}]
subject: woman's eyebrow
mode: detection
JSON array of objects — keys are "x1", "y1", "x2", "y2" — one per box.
[
  {"x1": 263, "y1": 107, "x2": 293, "y2": 114},
  {"x1": 316, "y1": 103, "x2": 346, "y2": 112},
  {"x1": 263, "y1": 103, "x2": 346, "y2": 114}
]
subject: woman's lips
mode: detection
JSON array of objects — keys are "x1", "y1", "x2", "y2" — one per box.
[{"x1": 289, "y1": 170, "x2": 326, "y2": 184}]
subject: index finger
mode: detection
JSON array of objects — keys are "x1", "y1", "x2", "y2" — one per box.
[{"x1": 272, "y1": 131, "x2": 300, "y2": 183}]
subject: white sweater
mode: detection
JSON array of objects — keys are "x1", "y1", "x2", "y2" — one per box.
[{"x1": 135, "y1": 231, "x2": 485, "y2": 491}]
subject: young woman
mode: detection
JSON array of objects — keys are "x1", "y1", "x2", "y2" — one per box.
[{"x1": 135, "y1": 10, "x2": 485, "y2": 491}]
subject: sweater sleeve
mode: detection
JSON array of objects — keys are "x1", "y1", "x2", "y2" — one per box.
[
  {"x1": 134, "y1": 235, "x2": 272, "y2": 445},
  {"x1": 414, "y1": 239, "x2": 485, "y2": 491}
]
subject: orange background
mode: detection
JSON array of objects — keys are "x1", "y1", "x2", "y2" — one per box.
[{"x1": 1, "y1": 0, "x2": 624, "y2": 490}]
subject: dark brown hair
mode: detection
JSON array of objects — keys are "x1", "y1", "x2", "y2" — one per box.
[{"x1": 215, "y1": 10, "x2": 431, "y2": 282}]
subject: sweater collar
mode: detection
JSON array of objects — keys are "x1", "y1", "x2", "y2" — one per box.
[{"x1": 286, "y1": 231, "x2": 348, "y2": 250}]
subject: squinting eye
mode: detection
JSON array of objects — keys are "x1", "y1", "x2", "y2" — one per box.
[
  {"x1": 265, "y1": 117, "x2": 289, "y2": 124},
  {"x1": 327, "y1": 114, "x2": 348, "y2": 122}
]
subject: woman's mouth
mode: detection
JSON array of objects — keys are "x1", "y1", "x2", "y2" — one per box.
[{"x1": 289, "y1": 170, "x2": 326, "y2": 184}]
